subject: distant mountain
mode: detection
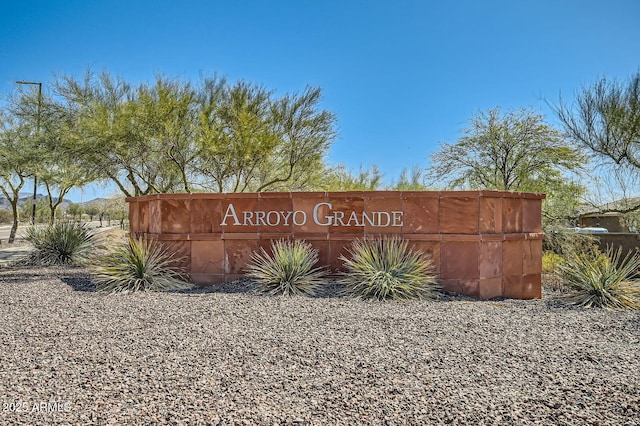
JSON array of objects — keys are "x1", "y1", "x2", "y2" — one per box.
[
  {"x1": 82, "y1": 198, "x2": 110, "y2": 206},
  {"x1": 0, "y1": 193, "x2": 73, "y2": 210}
]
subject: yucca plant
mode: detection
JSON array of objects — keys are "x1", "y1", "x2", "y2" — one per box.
[
  {"x1": 24, "y1": 221, "x2": 95, "y2": 265},
  {"x1": 94, "y1": 237, "x2": 194, "y2": 294},
  {"x1": 558, "y1": 246, "x2": 640, "y2": 310},
  {"x1": 339, "y1": 236, "x2": 440, "y2": 301},
  {"x1": 246, "y1": 239, "x2": 327, "y2": 296}
]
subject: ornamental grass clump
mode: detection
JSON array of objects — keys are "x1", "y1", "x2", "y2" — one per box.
[
  {"x1": 246, "y1": 239, "x2": 327, "y2": 296},
  {"x1": 558, "y1": 246, "x2": 640, "y2": 311},
  {"x1": 339, "y1": 236, "x2": 440, "y2": 301},
  {"x1": 25, "y1": 221, "x2": 95, "y2": 265},
  {"x1": 94, "y1": 237, "x2": 193, "y2": 294}
]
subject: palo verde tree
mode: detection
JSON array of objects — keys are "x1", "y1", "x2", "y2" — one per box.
[
  {"x1": 10, "y1": 81, "x2": 99, "y2": 224},
  {"x1": 320, "y1": 164, "x2": 384, "y2": 191},
  {"x1": 54, "y1": 71, "x2": 195, "y2": 196},
  {"x1": 259, "y1": 86, "x2": 336, "y2": 191},
  {"x1": 40, "y1": 93, "x2": 97, "y2": 223},
  {"x1": 53, "y1": 71, "x2": 336, "y2": 196},
  {"x1": 0, "y1": 113, "x2": 38, "y2": 242},
  {"x1": 554, "y1": 72, "x2": 640, "y2": 214},
  {"x1": 426, "y1": 107, "x2": 586, "y2": 225},
  {"x1": 194, "y1": 81, "x2": 335, "y2": 192},
  {"x1": 427, "y1": 107, "x2": 585, "y2": 192},
  {"x1": 126, "y1": 77, "x2": 199, "y2": 193},
  {"x1": 392, "y1": 166, "x2": 429, "y2": 191},
  {"x1": 194, "y1": 80, "x2": 278, "y2": 192}
]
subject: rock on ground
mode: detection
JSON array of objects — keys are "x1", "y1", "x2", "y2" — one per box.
[{"x1": 0, "y1": 266, "x2": 639, "y2": 425}]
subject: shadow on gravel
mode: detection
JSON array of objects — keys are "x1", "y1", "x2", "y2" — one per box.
[
  {"x1": 180, "y1": 280, "x2": 478, "y2": 301},
  {"x1": 313, "y1": 283, "x2": 349, "y2": 299},
  {"x1": 0, "y1": 269, "x2": 52, "y2": 284},
  {"x1": 181, "y1": 279, "x2": 259, "y2": 295},
  {"x1": 179, "y1": 280, "x2": 350, "y2": 299},
  {"x1": 61, "y1": 275, "x2": 97, "y2": 292}
]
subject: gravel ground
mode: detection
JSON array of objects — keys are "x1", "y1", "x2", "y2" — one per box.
[{"x1": 0, "y1": 266, "x2": 639, "y2": 425}]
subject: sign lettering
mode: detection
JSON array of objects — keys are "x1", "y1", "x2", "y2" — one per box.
[{"x1": 220, "y1": 202, "x2": 403, "y2": 227}]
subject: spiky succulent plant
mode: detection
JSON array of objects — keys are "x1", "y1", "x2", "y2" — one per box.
[
  {"x1": 95, "y1": 237, "x2": 193, "y2": 294},
  {"x1": 246, "y1": 239, "x2": 327, "y2": 296},
  {"x1": 558, "y1": 246, "x2": 640, "y2": 310},
  {"x1": 339, "y1": 236, "x2": 440, "y2": 301},
  {"x1": 24, "y1": 221, "x2": 95, "y2": 265}
]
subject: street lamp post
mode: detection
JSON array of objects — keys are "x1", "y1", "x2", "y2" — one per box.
[{"x1": 16, "y1": 80, "x2": 42, "y2": 226}]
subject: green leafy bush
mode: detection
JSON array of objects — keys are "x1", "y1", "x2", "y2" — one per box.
[
  {"x1": 339, "y1": 236, "x2": 440, "y2": 301},
  {"x1": 0, "y1": 209, "x2": 13, "y2": 225},
  {"x1": 95, "y1": 237, "x2": 193, "y2": 294},
  {"x1": 558, "y1": 246, "x2": 640, "y2": 310},
  {"x1": 543, "y1": 225, "x2": 597, "y2": 256},
  {"x1": 542, "y1": 251, "x2": 564, "y2": 273},
  {"x1": 246, "y1": 239, "x2": 327, "y2": 296},
  {"x1": 25, "y1": 221, "x2": 95, "y2": 265}
]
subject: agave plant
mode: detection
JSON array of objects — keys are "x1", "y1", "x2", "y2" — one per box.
[
  {"x1": 558, "y1": 246, "x2": 640, "y2": 310},
  {"x1": 24, "y1": 221, "x2": 95, "y2": 265},
  {"x1": 246, "y1": 239, "x2": 327, "y2": 296},
  {"x1": 339, "y1": 236, "x2": 440, "y2": 301},
  {"x1": 94, "y1": 237, "x2": 193, "y2": 294}
]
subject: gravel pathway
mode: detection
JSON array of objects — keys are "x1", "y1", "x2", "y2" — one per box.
[{"x1": 0, "y1": 266, "x2": 639, "y2": 425}]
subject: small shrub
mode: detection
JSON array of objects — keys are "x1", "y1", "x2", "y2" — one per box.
[
  {"x1": 542, "y1": 251, "x2": 564, "y2": 273},
  {"x1": 246, "y1": 239, "x2": 326, "y2": 296},
  {"x1": 542, "y1": 251, "x2": 567, "y2": 292},
  {"x1": 339, "y1": 236, "x2": 440, "y2": 301},
  {"x1": 25, "y1": 221, "x2": 95, "y2": 265},
  {"x1": 94, "y1": 237, "x2": 193, "y2": 294},
  {"x1": 558, "y1": 246, "x2": 640, "y2": 310},
  {"x1": 543, "y1": 225, "x2": 597, "y2": 256},
  {"x1": 0, "y1": 209, "x2": 13, "y2": 224}
]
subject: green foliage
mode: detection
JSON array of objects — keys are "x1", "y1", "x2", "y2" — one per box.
[
  {"x1": 392, "y1": 166, "x2": 429, "y2": 191},
  {"x1": 554, "y1": 73, "x2": 640, "y2": 217},
  {"x1": 541, "y1": 180, "x2": 585, "y2": 228},
  {"x1": 103, "y1": 195, "x2": 129, "y2": 227},
  {"x1": 321, "y1": 164, "x2": 384, "y2": 191},
  {"x1": 84, "y1": 205, "x2": 100, "y2": 221},
  {"x1": 555, "y1": 73, "x2": 640, "y2": 174},
  {"x1": 558, "y1": 246, "x2": 640, "y2": 311},
  {"x1": 427, "y1": 107, "x2": 587, "y2": 236},
  {"x1": 65, "y1": 203, "x2": 81, "y2": 220},
  {"x1": 426, "y1": 107, "x2": 585, "y2": 197},
  {"x1": 19, "y1": 197, "x2": 50, "y2": 224},
  {"x1": 0, "y1": 112, "x2": 37, "y2": 242},
  {"x1": 245, "y1": 239, "x2": 327, "y2": 296},
  {"x1": 52, "y1": 71, "x2": 336, "y2": 196},
  {"x1": 95, "y1": 237, "x2": 193, "y2": 294},
  {"x1": 24, "y1": 221, "x2": 95, "y2": 265},
  {"x1": 542, "y1": 251, "x2": 564, "y2": 273},
  {"x1": 0, "y1": 209, "x2": 12, "y2": 224},
  {"x1": 542, "y1": 226, "x2": 597, "y2": 256},
  {"x1": 339, "y1": 237, "x2": 440, "y2": 301}
]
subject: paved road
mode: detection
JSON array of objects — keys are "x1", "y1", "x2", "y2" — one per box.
[
  {"x1": 0, "y1": 244, "x2": 31, "y2": 264},
  {"x1": 0, "y1": 221, "x2": 118, "y2": 242},
  {"x1": 0, "y1": 225, "x2": 26, "y2": 242}
]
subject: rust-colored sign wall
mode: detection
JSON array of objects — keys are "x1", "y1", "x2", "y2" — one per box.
[{"x1": 127, "y1": 191, "x2": 545, "y2": 299}]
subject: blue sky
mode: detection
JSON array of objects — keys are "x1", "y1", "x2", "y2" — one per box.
[{"x1": 1, "y1": 0, "x2": 639, "y2": 202}]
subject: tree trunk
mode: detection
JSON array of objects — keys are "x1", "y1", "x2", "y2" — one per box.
[{"x1": 8, "y1": 201, "x2": 19, "y2": 244}]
